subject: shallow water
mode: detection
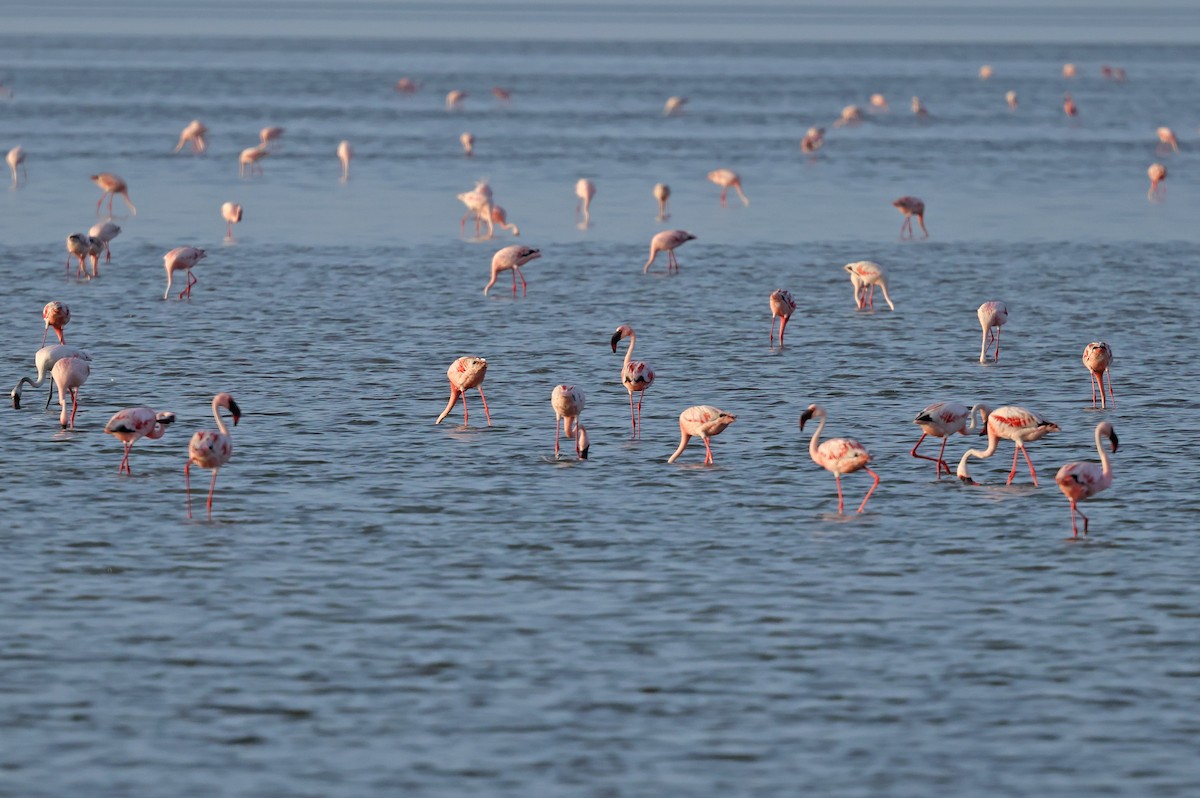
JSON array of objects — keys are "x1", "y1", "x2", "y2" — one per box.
[{"x1": 2, "y1": 3, "x2": 1200, "y2": 796}]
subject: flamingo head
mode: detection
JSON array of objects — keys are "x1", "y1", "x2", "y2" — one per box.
[
  {"x1": 610, "y1": 324, "x2": 633, "y2": 352},
  {"x1": 1100, "y1": 422, "x2": 1119, "y2": 453},
  {"x1": 215, "y1": 393, "x2": 241, "y2": 425},
  {"x1": 799, "y1": 403, "x2": 825, "y2": 430},
  {"x1": 11, "y1": 385, "x2": 22, "y2": 410},
  {"x1": 156, "y1": 411, "x2": 177, "y2": 425}
]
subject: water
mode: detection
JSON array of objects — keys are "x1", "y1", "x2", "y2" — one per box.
[{"x1": 2, "y1": 3, "x2": 1199, "y2": 796}]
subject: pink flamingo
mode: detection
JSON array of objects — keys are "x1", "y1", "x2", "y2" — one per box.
[
  {"x1": 844, "y1": 261, "x2": 895, "y2": 311},
  {"x1": 1148, "y1": 163, "x2": 1167, "y2": 201},
  {"x1": 1063, "y1": 63, "x2": 1077, "y2": 78},
  {"x1": 979, "y1": 65, "x2": 994, "y2": 80},
  {"x1": 1063, "y1": 92, "x2": 1078, "y2": 118},
  {"x1": 957, "y1": 405, "x2": 1060, "y2": 486},
  {"x1": 175, "y1": 120, "x2": 208, "y2": 154},
  {"x1": 869, "y1": 95, "x2": 888, "y2": 112},
  {"x1": 576, "y1": 178, "x2": 596, "y2": 227},
  {"x1": 800, "y1": 403, "x2": 879, "y2": 514},
  {"x1": 42, "y1": 301, "x2": 69, "y2": 345},
  {"x1": 1055, "y1": 422, "x2": 1118, "y2": 538},
  {"x1": 1156, "y1": 127, "x2": 1179, "y2": 154},
  {"x1": 643, "y1": 230, "x2": 695, "y2": 274},
  {"x1": 800, "y1": 126, "x2": 824, "y2": 154},
  {"x1": 86, "y1": 237, "x2": 104, "y2": 278},
  {"x1": 186, "y1": 392, "x2": 241, "y2": 520},
  {"x1": 104, "y1": 407, "x2": 176, "y2": 474},
  {"x1": 912, "y1": 401, "x2": 982, "y2": 478},
  {"x1": 1006, "y1": 90, "x2": 1018, "y2": 110},
  {"x1": 653, "y1": 183, "x2": 670, "y2": 221},
  {"x1": 892, "y1": 196, "x2": 927, "y2": 239},
  {"x1": 259, "y1": 126, "x2": 284, "y2": 148},
  {"x1": 66, "y1": 234, "x2": 91, "y2": 278},
  {"x1": 163, "y1": 247, "x2": 207, "y2": 300},
  {"x1": 92, "y1": 173, "x2": 136, "y2": 216},
  {"x1": 492, "y1": 87, "x2": 512, "y2": 103},
  {"x1": 11, "y1": 344, "x2": 90, "y2": 410},
  {"x1": 239, "y1": 145, "x2": 268, "y2": 177},
  {"x1": 835, "y1": 105, "x2": 864, "y2": 126},
  {"x1": 663, "y1": 96, "x2": 687, "y2": 116},
  {"x1": 489, "y1": 205, "x2": 519, "y2": 237},
  {"x1": 911, "y1": 96, "x2": 929, "y2": 117},
  {"x1": 7, "y1": 145, "x2": 25, "y2": 187},
  {"x1": 395, "y1": 77, "x2": 420, "y2": 94},
  {"x1": 1082, "y1": 341, "x2": 1115, "y2": 408},
  {"x1": 484, "y1": 245, "x2": 541, "y2": 296},
  {"x1": 446, "y1": 90, "x2": 467, "y2": 110},
  {"x1": 668, "y1": 405, "x2": 736, "y2": 465},
  {"x1": 461, "y1": 132, "x2": 475, "y2": 158},
  {"x1": 708, "y1": 168, "x2": 749, "y2": 207},
  {"x1": 977, "y1": 300, "x2": 1008, "y2": 363},
  {"x1": 611, "y1": 325, "x2": 654, "y2": 436},
  {"x1": 51, "y1": 354, "x2": 89, "y2": 429},
  {"x1": 769, "y1": 289, "x2": 796, "y2": 346},
  {"x1": 457, "y1": 189, "x2": 494, "y2": 240},
  {"x1": 551, "y1": 384, "x2": 589, "y2": 459},
  {"x1": 436, "y1": 356, "x2": 491, "y2": 426},
  {"x1": 87, "y1": 220, "x2": 120, "y2": 264},
  {"x1": 221, "y1": 202, "x2": 243, "y2": 239},
  {"x1": 337, "y1": 140, "x2": 352, "y2": 181}
]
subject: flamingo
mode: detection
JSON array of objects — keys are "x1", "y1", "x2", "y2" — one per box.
[
  {"x1": 663, "y1": 96, "x2": 687, "y2": 116},
  {"x1": 911, "y1": 96, "x2": 929, "y2": 117},
  {"x1": 1063, "y1": 92, "x2": 1078, "y2": 118},
  {"x1": 163, "y1": 247, "x2": 207, "y2": 300},
  {"x1": 6, "y1": 145, "x2": 25, "y2": 186},
  {"x1": 799, "y1": 404, "x2": 879, "y2": 513},
  {"x1": 484, "y1": 245, "x2": 541, "y2": 296},
  {"x1": 768, "y1": 289, "x2": 796, "y2": 346},
  {"x1": 221, "y1": 202, "x2": 243, "y2": 239},
  {"x1": 957, "y1": 405, "x2": 1060, "y2": 486},
  {"x1": 174, "y1": 120, "x2": 208, "y2": 154},
  {"x1": 575, "y1": 178, "x2": 596, "y2": 227},
  {"x1": 259, "y1": 126, "x2": 284, "y2": 148},
  {"x1": 1148, "y1": 163, "x2": 1167, "y2": 201},
  {"x1": 91, "y1": 173, "x2": 136, "y2": 216},
  {"x1": 667, "y1": 405, "x2": 736, "y2": 465},
  {"x1": 892, "y1": 196, "x2": 927, "y2": 239},
  {"x1": 708, "y1": 168, "x2": 749, "y2": 207},
  {"x1": 551, "y1": 384, "x2": 589, "y2": 459},
  {"x1": 653, "y1": 183, "x2": 670, "y2": 221},
  {"x1": 457, "y1": 189, "x2": 494, "y2": 240},
  {"x1": 844, "y1": 261, "x2": 895, "y2": 311},
  {"x1": 239, "y1": 145, "x2": 268, "y2": 177},
  {"x1": 435, "y1": 356, "x2": 491, "y2": 426},
  {"x1": 186, "y1": 392, "x2": 241, "y2": 519},
  {"x1": 1006, "y1": 90, "x2": 1018, "y2": 110},
  {"x1": 979, "y1": 65, "x2": 993, "y2": 80},
  {"x1": 337, "y1": 140, "x2": 352, "y2": 181},
  {"x1": 42, "y1": 301, "x2": 69, "y2": 346},
  {"x1": 800, "y1": 126, "x2": 824, "y2": 154},
  {"x1": 977, "y1": 300, "x2": 1008, "y2": 363},
  {"x1": 461, "y1": 131, "x2": 475, "y2": 158},
  {"x1": 395, "y1": 77, "x2": 420, "y2": 94},
  {"x1": 86, "y1": 236, "x2": 104, "y2": 278},
  {"x1": 11, "y1": 344, "x2": 90, "y2": 410},
  {"x1": 1082, "y1": 341, "x2": 1115, "y2": 408},
  {"x1": 87, "y1": 220, "x2": 120, "y2": 264},
  {"x1": 489, "y1": 205, "x2": 519, "y2": 236},
  {"x1": 51, "y1": 354, "x2": 89, "y2": 429},
  {"x1": 611, "y1": 325, "x2": 654, "y2": 436},
  {"x1": 869, "y1": 95, "x2": 888, "y2": 112},
  {"x1": 491, "y1": 87, "x2": 511, "y2": 103},
  {"x1": 835, "y1": 104, "x2": 864, "y2": 126},
  {"x1": 643, "y1": 230, "x2": 695, "y2": 274},
  {"x1": 65, "y1": 234, "x2": 91, "y2": 278},
  {"x1": 1156, "y1": 127, "x2": 1179, "y2": 154},
  {"x1": 104, "y1": 407, "x2": 176, "y2": 474},
  {"x1": 446, "y1": 90, "x2": 467, "y2": 110},
  {"x1": 912, "y1": 401, "x2": 983, "y2": 478},
  {"x1": 1062, "y1": 63, "x2": 1078, "y2": 78},
  {"x1": 1055, "y1": 422, "x2": 1119, "y2": 538}
]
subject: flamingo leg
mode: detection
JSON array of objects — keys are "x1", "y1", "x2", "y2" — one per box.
[
  {"x1": 206, "y1": 469, "x2": 218, "y2": 518},
  {"x1": 45, "y1": 382, "x2": 53, "y2": 410},
  {"x1": 635, "y1": 392, "x2": 644, "y2": 438},
  {"x1": 461, "y1": 392, "x2": 469, "y2": 425},
  {"x1": 96, "y1": 194, "x2": 106, "y2": 215},
  {"x1": 917, "y1": 213, "x2": 928, "y2": 238},
  {"x1": 185, "y1": 461, "x2": 192, "y2": 518},
  {"x1": 105, "y1": 245, "x2": 111, "y2": 264},
  {"x1": 835, "y1": 473, "x2": 844, "y2": 514},
  {"x1": 119, "y1": 442, "x2": 132, "y2": 474},
  {"x1": 719, "y1": 187, "x2": 728, "y2": 207},
  {"x1": 1020, "y1": 445, "x2": 1039, "y2": 486},
  {"x1": 517, "y1": 267, "x2": 526, "y2": 297},
  {"x1": 993, "y1": 327, "x2": 1001, "y2": 362},
  {"x1": 779, "y1": 316, "x2": 788, "y2": 345},
  {"x1": 937, "y1": 436, "x2": 950, "y2": 476},
  {"x1": 1105, "y1": 371, "x2": 1116, "y2": 407},
  {"x1": 628, "y1": 391, "x2": 636, "y2": 434},
  {"x1": 857, "y1": 467, "x2": 880, "y2": 513},
  {"x1": 702, "y1": 437, "x2": 713, "y2": 464},
  {"x1": 668, "y1": 250, "x2": 678, "y2": 273},
  {"x1": 1006, "y1": 446, "x2": 1020, "y2": 485},
  {"x1": 770, "y1": 316, "x2": 777, "y2": 345},
  {"x1": 911, "y1": 432, "x2": 945, "y2": 476},
  {"x1": 867, "y1": 284, "x2": 876, "y2": 309},
  {"x1": 477, "y1": 387, "x2": 491, "y2": 425},
  {"x1": 1090, "y1": 372, "x2": 1099, "y2": 407},
  {"x1": 554, "y1": 416, "x2": 561, "y2": 457},
  {"x1": 69, "y1": 387, "x2": 79, "y2": 428}
]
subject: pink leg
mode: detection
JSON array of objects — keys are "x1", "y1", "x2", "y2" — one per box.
[
  {"x1": 1105, "y1": 371, "x2": 1116, "y2": 407},
  {"x1": 206, "y1": 469, "x2": 218, "y2": 518},
  {"x1": 702, "y1": 437, "x2": 713, "y2": 464},
  {"x1": 554, "y1": 417, "x2": 561, "y2": 457},
  {"x1": 1006, "y1": 446, "x2": 1020, "y2": 485},
  {"x1": 835, "y1": 473, "x2": 844, "y2": 514},
  {"x1": 1090, "y1": 372, "x2": 1099, "y2": 407},
  {"x1": 119, "y1": 442, "x2": 132, "y2": 474},
  {"x1": 770, "y1": 317, "x2": 776, "y2": 345},
  {"x1": 517, "y1": 267, "x2": 526, "y2": 297},
  {"x1": 994, "y1": 327, "x2": 1001, "y2": 362},
  {"x1": 69, "y1": 387, "x2": 79, "y2": 428},
  {"x1": 917, "y1": 214, "x2": 928, "y2": 239},
  {"x1": 105, "y1": 246, "x2": 111, "y2": 264},
  {"x1": 910, "y1": 432, "x2": 944, "y2": 476},
  {"x1": 1020, "y1": 446, "x2": 1039, "y2": 486},
  {"x1": 856, "y1": 467, "x2": 880, "y2": 513},
  {"x1": 96, "y1": 194, "x2": 105, "y2": 215},
  {"x1": 628, "y1": 392, "x2": 636, "y2": 434},
  {"x1": 477, "y1": 387, "x2": 491, "y2": 425},
  {"x1": 720, "y1": 188, "x2": 728, "y2": 207},
  {"x1": 635, "y1": 393, "x2": 644, "y2": 438},
  {"x1": 936, "y1": 436, "x2": 950, "y2": 476},
  {"x1": 779, "y1": 316, "x2": 788, "y2": 346}
]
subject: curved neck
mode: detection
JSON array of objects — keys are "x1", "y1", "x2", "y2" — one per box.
[
  {"x1": 961, "y1": 429, "x2": 999, "y2": 465},
  {"x1": 13, "y1": 375, "x2": 41, "y2": 396},
  {"x1": 622, "y1": 331, "x2": 636, "y2": 370},
  {"x1": 212, "y1": 397, "x2": 230, "y2": 436},
  {"x1": 1095, "y1": 425, "x2": 1113, "y2": 476},
  {"x1": 808, "y1": 414, "x2": 827, "y2": 461}
]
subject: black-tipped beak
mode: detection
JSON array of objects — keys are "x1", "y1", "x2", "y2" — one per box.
[
  {"x1": 799, "y1": 408, "x2": 814, "y2": 429},
  {"x1": 1109, "y1": 431, "x2": 1119, "y2": 452},
  {"x1": 958, "y1": 475, "x2": 977, "y2": 485},
  {"x1": 579, "y1": 447, "x2": 589, "y2": 460},
  {"x1": 610, "y1": 331, "x2": 621, "y2": 351},
  {"x1": 228, "y1": 399, "x2": 242, "y2": 425},
  {"x1": 11, "y1": 394, "x2": 20, "y2": 410}
]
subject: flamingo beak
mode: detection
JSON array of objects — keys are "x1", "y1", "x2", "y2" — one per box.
[
  {"x1": 11, "y1": 391, "x2": 20, "y2": 410},
  {"x1": 799, "y1": 408, "x2": 814, "y2": 429},
  {"x1": 228, "y1": 398, "x2": 242, "y2": 425},
  {"x1": 1109, "y1": 431, "x2": 1119, "y2": 452},
  {"x1": 610, "y1": 331, "x2": 621, "y2": 352}
]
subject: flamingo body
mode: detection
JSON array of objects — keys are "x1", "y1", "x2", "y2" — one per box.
[
  {"x1": 239, "y1": 145, "x2": 268, "y2": 177},
  {"x1": 663, "y1": 96, "x2": 687, "y2": 116},
  {"x1": 337, "y1": 140, "x2": 352, "y2": 180},
  {"x1": 1063, "y1": 93, "x2": 1078, "y2": 118},
  {"x1": 836, "y1": 105, "x2": 864, "y2": 126},
  {"x1": 87, "y1": 221, "x2": 120, "y2": 264},
  {"x1": 91, "y1": 173, "x2": 136, "y2": 216},
  {"x1": 484, "y1": 245, "x2": 541, "y2": 296},
  {"x1": 912, "y1": 401, "x2": 980, "y2": 478},
  {"x1": 1148, "y1": 163, "x2": 1167, "y2": 201},
  {"x1": 643, "y1": 230, "x2": 695, "y2": 273},
  {"x1": 668, "y1": 405, "x2": 736, "y2": 465},
  {"x1": 259, "y1": 126, "x2": 284, "y2": 147},
  {"x1": 575, "y1": 178, "x2": 596, "y2": 226},
  {"x1": 460, "y1": 132, "x2": 475, "y2": 157},
  {"x1": 446, "y1": 90, "x2": 467, "y2": 110},
  {"x1": 175, "y1": 120, "x2": 208, "y2": 154},
  {"x1": 1055, "y1": 422, "x2": 1118, "y2": 537},
  {"x1": 105, "y1": 407, "x2": 176, "y2": 473},
  {"x1": 653, "y1": 183, "x2": 670, "y2": 220},
  {"x1": 892, "y1": 196, "x2": 927, "y2": 239},
  {"x1": 1006, "y1": 90, "x2": 1018, "y2": 109},
  {"x1": 844, "y1": 261, "x2": 895, "y2": 311},
  {"x1": 800, "y1": 126, "x2": 824, "y2": 154},
  {"x1": 221, "y1": 202, "x2": 243, "y2": 239},
  {"x1": 551, "y1": 384, "x2": 588, "y2": 459},
  {"x1": 1156, "y1": 127, "x2": 1179, "y2": 154},
  {"x1": 436, "y1": 356, "x2": 490, "y2": 426},
  {"x1": 6, "y1": 145, "x2": 25, "y2": 186},
  {"x1": 800, "y1": 404, "x2": 879, "y2": 514},
  {"x1": 957, "y1": 405, "x2": 1059, "y2": 486}
]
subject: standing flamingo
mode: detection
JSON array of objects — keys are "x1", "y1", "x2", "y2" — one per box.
[
  {"x1": 551, "y1": 384, "x2": 589, "y2": 459},
  {"x1": 892, "y1": 196, "x2": 927, "y2": 239},
  {"x1": 104, "y1": 407, "x2": 176, "y2": 474},
  {"x1": 575, "y1": 178, "x2": 596, "y2": 227},
  {"x1": 163, "y1": 247, "x2": 207, "y2": 300},
  {"x1": 663, "y1": 96, "x2": 687, "y2": 116},
  {"x1": 977, "y1": 300, "x2": 1008, "y2": 363},
  {"x1": 484, "y1": 245, "x2": 541, "y2": 296},
  {"x1": 42, "y1": 301, "x2": 69, "y2": 345},
  {"x1": 489, "y1": 205, "x2": 519, "y2": 236},
  {"x1": 460, "y1": 132, "x2": 475, "y2": 157},
  {"x1": 1062, "y1": 63, "x2": 1078, "y2": 77},
  {"x1": 799, "y1": 404, "x2": 879, "y2": 513},
  {"x1": 979, "y1": 65, "x2": 994, "y2": 80},
  {"x1": 259, "y1": 126, "x2": 284, "y2": 148},
  {"x1": 174, "y1": 120, "x2": 209, "y2": 154},
  {"x1": 844, "y1": 261, "x2": 895, "y2": 311},
  {"x1": 221, "y1": 202, "x2": 243, "y2": 239},
  {"x1": 492, "y1": 87, "x2": 512, "y2": 103},
  {"x1": 457, "y1": 189, "x2": 495, "y2": 240},
  {"x1": 87, "y1": 220, "x2": 120, "y2": 264},
  {"x1": 51, "y1": 354, "x2": 90, "y2": 429},
  {"x1": 11, "y1": 344, "x2": 90, "y2": 410},
  {"x1": 239, "y1": 145, "x2": 268, "y2": 177},
  {"x1": 1156, "y1": 127, "x2": 1179, "y2": 154},
  {"x1": 643, "y1": 230, "x2": 696, "y2": 273},
  {"x1": 92, "y1": 173, "x2": 136, "y2": 216},
  {"x1": 337, "y1": 140, "x2": 352, "y2": 180},
  {"x1": 912, "y1": 401, "x2": 983, "y2": 478},
  {"x1": 1055, "y1": 422, "x2": 1118, "y2": 538},
  {"x1": 445, "y1": 90, "x2": 467, "y2": 110},
  {"x1": 86, "y1": 236, "x2": 104, "y2": 278},
  {"x1": 835, "y1": 105, "x2": 864, "y2": 126},
  {"x1": 769, "y1": 289, "x2": 796, "y2": 346},
  {"x1": 653, "y1": 183, "x2": 670, "y2": 220},
  {"x1": 707, "y1": 168, "x2": 749, "y2": 207},
  {"x1": 395, "y1": 77, "x2": 420, "y2": 94},
  {"x1": 1006, "y1": 90, "x2": 1018, "y2": 110},
  {"x1": 611, "y1": 325, "x2": 654, "y2": 436},
  {"x1": 435, "y1": 356, "x2": 491, "y2": 426},
  {"x1": 800, "y1": 126, "x2": 824, "y2": 154},
  {"x1": 66, "y1": 234, "x2": 91, "y2": 278},
  {"x1": 957, "y1": 405, "x2": 1059, "y2": 486},
  {"x1": 667, "y1": 405, "x2": 736, "y2": 465},
  {"x1": 1148, "y1": 163, "x2": 1167, "y2": 201},
  {"x1": 911, "y1": 96, "x2": 929, "y2": 117},
  {"x1": 1082, "y1": 341, "x2": 1115, "y2": 408},
  {"x1": 1063, "y1": 93, "x2": 1078, "y2": 118},
  {"x1": 186, "y1": 392, "x2": 241, "y2": 519},
  {"x1": 869, "y1": 95, "x2": 888, "y2": 112},
  {"x1": 7, "y1": 145, "x2": 25, "y2": 186}
]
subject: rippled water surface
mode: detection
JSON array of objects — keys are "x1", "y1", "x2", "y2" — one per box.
[{"x1": 2, "y1": 3, "x2": 1199, "y2": 796}]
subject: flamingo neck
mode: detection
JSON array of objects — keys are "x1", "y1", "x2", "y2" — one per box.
[
  {"x1": 13, "y1": 375, "x2": 42, "y2": 398},
  {"x1": 808, "y1": 414, "x2": 827, "y2": 462},
  {"x1": 212, "y1": 398, "x2": 230, "y2": 436},
  {"x1": 958, "y1": 429, "x2": 999, "y2": 473},
  {"x1": 1095, "y1": 425, "x2": 1113, "y2": 477},
  {"x1": 623, "y1": 332, "x2": 636, "y2": 371}
]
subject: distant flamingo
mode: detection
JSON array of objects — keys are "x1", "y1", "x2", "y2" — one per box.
[
  {"x1": 104, "y1": 407, "x2": 176, "y2": 474},
  {"x1": 460, "y1": 131, "x2": 475, "y2": 157},
  {"x1": 174, "y1": 120, "x2": 208, "y2": 154},
  {"x1": 912, "y1": 401, "x2": 982, "y2": 478},
  {"x1": 458, "y1": 189, "x2": 494, "y2": 240},
  {"x1": 768, "y1": 289, "x2": 796, "y2": 346},
  {"x1": 489, "y1": 205, "x2": 519, "y2": 236},
  {"x1": 91, "y1": 173, "x2": 136, "y2": 216},
  {"x1": 446, "y1": 90, "x2": 467, "y2": 110},
  {"x1": 1148, "y1": 163, "x2": 1167, "y2": 201},
  {"x1": 911, "y1": 96, "x2": 929, "y2": 117},
  {"x1": 186, "y1": 392, "x2": 241, "y2": 519},
  {"x1": 435, "y1": 356, "x2": 491, "y2": 426},
  {"x1": 979, "y1": 65, "x2": 993, "y2": 80},
  {"x1": 1156, "y1": 127, "x2": 1179, "y2": 154},
  {"x1": 800, "y1": 126, "x2": 824, "y2": 154},
  {"x1": 65, "y1": 234, "x2": 91, "y2": 278},
  {"x1": 575, "y1": 178, "x2": 596, "y2": 226},
  {"x1": 1062, "y1": 63, "x2": 1077, "y2": 78},
  {"x1": 869, "y1": 94, "x2": 888, "y2": 112},
  {"x1": 835, "y1": 105, "x2": 864, "y2": 126},
  {"x1": 1063, "y1": 92, "x2": 1078, "y2": 118},
  {"x1": 892, "y1": 196, "x2": 927, "y2": 239},
  {"x1": 643, "y1": 230, "x2": 696, "y2": 274},
  {"x1": 221, "y1": 202, "x2": 243, "y2": 239},
  {"x1": 844, "y1": 261, "x2": 895, "y2": 311},
  {"x1": 492, "y1": 87, "x2": 512, "y2": 103},
  {"x1": 87, "y1": 220, "x2": 120, "y2": 264},
  {"x1": 653, "y1": 183, "x2": 670, "y2": 220},
  {"x1": 163, "y1": 247, "x2": 207, "y2": 300},
  {"x1": 611, "y1": 325, "x2": 654, "y2": 436},
  {"x1": 337, "y1": 140, "x2": 352, "y2": 180},
  {"x1": 667, "y1": 405, "x2": 736, "y2": 465},
  {"x1": 1055, "y1": 422, "x2": 1118, "y2": 538},
  {"x1": 239, "y1": 145, "x2": 268, "y2": 177},
  {"x1": 551, "y1": 384, "x2": 589, "y2": 459},
  {"x1": 957, "y1": 405, "x2": 1060, "y2": 486},
  {"x1": 799, "y1": 403, "x2": 879, "y2": 513},
  {"x1": 484, "y1": 244, "x2": 541, "y2": 296},
  {"x1": 7, "y1": 145, "x2": 25, "y2": 186},
  {"x1": 1082, "y1": 341, "x2": 1115, "y2": 408},
  {"x1": 708, "y1": 168, "x2": 749, "y2": 207},
  {"x1": 86, "y1": 236, "x2": 104, "y2": 278},
  {"x1": 395, "y1": 77, "x2": 420, "y2": 94},
  {"x1": 51, "y1": 354, "x2": 89, "y2": 429},
  {"x1": 977, "y1": 300, "x2": 1008, "y2": 363},
  {"x1": 42, "y1": 301, "x2": 69, "y2": 345},
  {"x1": 663, "y1": 96, "x2": 687, "y2": 116},
  {"x1": 1006, "y1": 90, "x2": 1018, "y2": 110},
  {"x1": 260, "y1": 126, "x2": 284, "y2": 148},
  {"x1": 11, "y1": 344, "x2": 90, "y2": 410}
]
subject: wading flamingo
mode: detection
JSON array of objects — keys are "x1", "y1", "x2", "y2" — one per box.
[
  {"x1": 492, "y1": 87, "x2": 511, "y2": 103},
  {"x1": 844, "y1": 261, "x2": 895, "y2": 311},
  {"x1": 979, "y1": 65, "x2": 993, "y2": 80},
  {"x1": 52, "y1": 354, "x2": 89, "y2": 429},
  {"x1": 260, "y1": 126, "x2": 284, "y2": 148},
  {"x1": 164, "y1": 247, "x2": 207, "y2": 300},
  {"x1": 1006, "y1": 90, "x2": 1018, "y2": 110},
  {"x1": 489, "y1": 205, "x2": 519, "y2": 236},
  {"x1": 337, "y1": 140, "x2": 352, "y2": 180},
  {"x1": 1063, "y1": 93, "x2": 1078, "y2": 118},
  {"x1": 7, "y1": 145, "x2": 25, "y2": 186},
  {"x1": 86, "y1": 237, "x2": 104, "y2": 278},
  {"x1": 653, "y1": 183, "x2": 670, "y2": 220},
  {"x1": 1156, "y1": 127, "x2": 1179, "y2": 154},
  {"x1": 436, "y1": 356, "x2": 491, "y2": 426},
  {"x1": 87, "y1": 220, "x2": 120, "y2": 264},
  {"x1": 239, "y1": 145, "x2": 268, "y2": 177},
  {"x1": 800, "y1": 126, "x2": 824, "y2": 154},
  {"x1": 1062, "y1": 63, "x2": 1077, "y2": 78},
  {"x1": 460, "y1": 132, "x2": 475, "y2": 158},
  {"x1": 11, "y1": 344, "x2": 90, "y2": 410},
  {"x1": 446, "y1": 90, "x2": 467, "y2": 110},
  {"x1": 575, "y1": 178, "x2": 596, "y2": 227},
  {"x1": 708, "y1": 168, "x2": 749, "y2": 207},
  {"x1": 957, "y1": 405, "x2": 1059, "y2": 486},
  {"x1": 92, "y1": 173, "x2": 136, "y2": 216},
  {"x1": 668, "y1": 405, "x2": 736, "y2": 465},
  {"x1": 643, "y1": 230, "x2": 695, "y2": 273},
  {"x1": 457, "y1": 189, "x2": 494, "y2": 240},
  {"x1": 221, "y1": 202, "x2": 243, "y2": 239},
  {"x1": 769, "y1": 289, "x2": 796, "y2": 346},
  {"x1": 1148, "y1": 163, "x2": 1167, "y2": 201},
  {"x1": 1082, "y1": 341, "x2": 1115, "y2": 408},
  {"x1": 663, "y1": 96, "x2": 687, "y2": 116},
  {"x1": 42, "y1": 301, "x2": 69, "y2": 345},
  {"x1": 977, "y1": 300, "x2": 1008, "y2": 363},
  {"x1": 611, "y1": 325, "x2": 654, "y2": 436},
  {"x1": 892, "y1": 196, "x2": 927, "y2": 239},
  {"x1": 835, "y1": 105, "x2": 864, "y2": 126},
  {"x1": 484, "y1": 245, "x2": 541, "y2": 296},
  {"x1": 869, "y1": 95, "x2": 888, "y2": 112},
  {"x1": 66, "y1": 234, "x2": 91, "y2": 278},
  {"x1": 800, "y1": 404, "x2": 879, "y2": 514},
  {"x1": 186, "y1": 392, "x2": 241, "y2": 519},
  {"x1": 395, "y1": 77, "x2": 419, "y2": 94},
  {"x1": 175, "y1": 120, "x2": 208, "y2": 154},
  {"x1": 105, "y1": 407, "x2": 176, "y2": 474},
  {"x1": 911, "y1": 96, "x2": 929, "y2": 117},
  {"x1": 1055, "y1": 422, "x2": 1118, "y2": 538},
  {"x1": 912, "y1": 401, "x2": 982, "y2": 478},
  {"x1": 551, "y1": 384, "x2": 589, "y2": 459}
]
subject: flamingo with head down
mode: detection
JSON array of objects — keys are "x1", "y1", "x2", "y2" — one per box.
[
  {"x1": 484, "y1": 245, "x2": 541, "y2": 296},
  {"x1": 92, "y1": 173, "x2": 136, "y2": 216},
  {"x1": 769, "y1": 289, "x2": 796, "y2": 346},
  {"x1": 911, "y1": 401, "x2": 983, "y2": 478},
  {"x1": 844, "y1": 261, "x2": 895, "y2": 311},
  {"x1": 708, "y1": 169, "x2": 749, "y2": 207},
  {"x1": 667, "y1": 405, "x2": 736, "y2": 465},
  {"x1": 551, "y1": 384, "x2": 589, "y2": 459},
  {"x1": 436, "y1": 356, "x2": 491, "y2": 426},
  {"x1": 105, "y1": 407, "x2": 177, "y2": 473},
  {"x1": 1082, "y1": 341, "x2": 1115, "y2": 408},
  {"x1": 11, "y1": 344, "x2": 90, "y2": 410},
  {"x1": 643, "y1": 230, "x2": 695, "y2": 274},
  {"x1": 956, "y1": 405, "x2": 1059, "y2": 486},
  {"x1": 977, "y1": 301, "x2": 1008, "y2": 363},
  {"x1": 51, "y1": 354, "x2": 90, "y2": 429},
  {"x1": 42, "y1": 301, "x2": 69, "y2": 346}
]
